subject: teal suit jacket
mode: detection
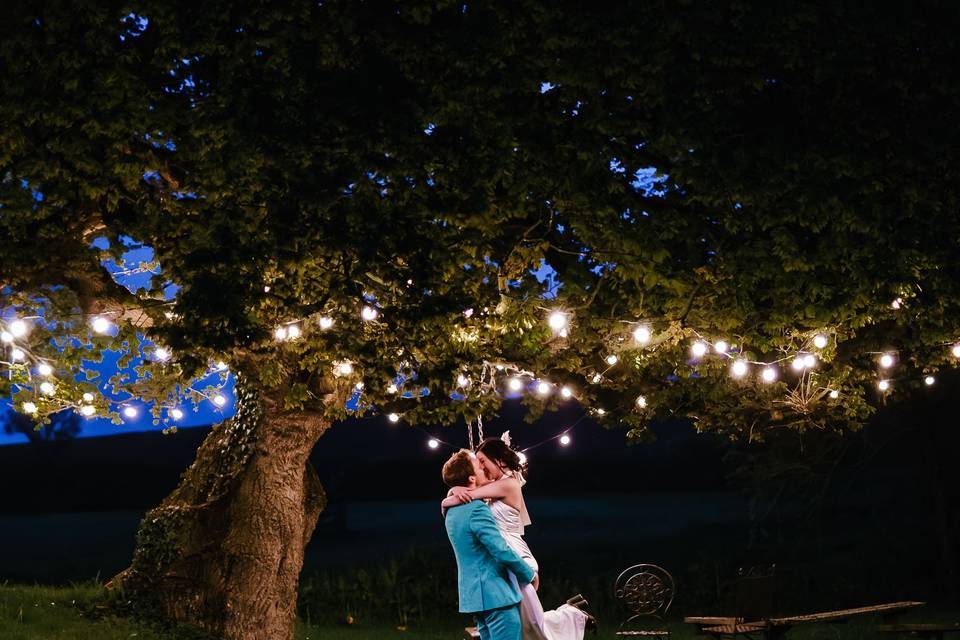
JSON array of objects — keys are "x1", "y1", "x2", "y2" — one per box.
[{"x1": 445, "y1": 500, "x2": 536, "y2": 614}]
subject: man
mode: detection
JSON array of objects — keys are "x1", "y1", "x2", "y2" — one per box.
[{"x1": 442, "y1": 449, "x2": 537, "y2": 640}]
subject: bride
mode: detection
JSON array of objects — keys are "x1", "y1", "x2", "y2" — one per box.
[{"x1": 442, "y1": 435, "x2": 595, "y2": 639}]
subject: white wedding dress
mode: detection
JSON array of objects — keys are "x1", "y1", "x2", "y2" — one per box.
[{"x1": 489, "y1": 493, "x2": 587, "y2": 640}]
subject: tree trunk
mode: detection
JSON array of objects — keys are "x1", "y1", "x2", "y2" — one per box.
[{"x1": 110, "y1": 375, "x2": 333, "y2": 640}]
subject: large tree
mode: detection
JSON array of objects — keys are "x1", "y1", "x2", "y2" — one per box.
[{"x1": 3, "y1": 1, "x2": 960, "y2": 638}]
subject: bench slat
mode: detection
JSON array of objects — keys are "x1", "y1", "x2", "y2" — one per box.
[
  {"x1": 769, "y1": 602, "x2": 926, "y2": 626},
  {"x1": 878, "y1": 624, "x2": 960, "y2": 632}
]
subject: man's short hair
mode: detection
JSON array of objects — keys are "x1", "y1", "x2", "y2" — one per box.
[{"x1": 442, "y1": 449, "x2": 475, "y2": 488}]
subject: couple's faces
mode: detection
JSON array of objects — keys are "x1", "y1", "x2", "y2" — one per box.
[{"x1": 476, "y1": 452, "x2": 503, "y2": 482}]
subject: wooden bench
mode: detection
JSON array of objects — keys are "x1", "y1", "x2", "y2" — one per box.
[
  {"x1": 686, "y1": 601, "x2": 926, "y2": 640},
  {"x1": 878, "y1": 623, "x2": 960, "y2": 640}
]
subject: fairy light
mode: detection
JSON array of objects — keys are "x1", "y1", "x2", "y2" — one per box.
[
  {"x1": 457, "y1": 374, "x2": 470, "y2": 388},
  {"x1": 387, "y1": 383, "x2": 398, "y2": 394},
  {"x1": 387, "y1": 413, "x2": 400, "y2": 423},
  {"x1": 427, "y1": 438, "x2": 439, "y2": 449},
  {"x1": 548, "y1": 311, "x2": 568, "y2": 332},
  {"x1": 286, "y1": 325, "x2": 301, "y2": 339},
  {"x1": 92, "y1": 317, "x2": 111, "y2": 334},
  {"x1": 891, "y1": 297, "x2": 903, "y2": 310},
  {"x1": 334, "y1": 362, "x2": 354, "y2": 376},
  {"x1": 123, "y1": 406, "x2": 138, "y2": 418},
  {"x1": 170, "y1": 408, "x2": 185, "y2": 420},
  {"x1": 879, "y1": 353, "x2": 895, "y2": 368},
  {"x1": 731, "y1": 360, "x2": 748, "y2": 377},
  {"x1": 318, "y1": 316, "x2": 334, "y2": 330},
  {"x1": 691, "y1": 341, "x2": 708, "y2": 358},
  {"x1": 80, "y1": 405, "x2": 96, "y2": 417},
  {"x1": 154, "y1": 347, "x2": 170, "y2": 361},
  {"x1": 536, "y1": 381, "x2": 551, "y2": 395},
  {"x1": 213, "y1": 394, "x2": 227, "y2": 407},
  {"x1": 762, "y1": 367, "x2": 778, "y2": 383},
  {"x1": 82, "y1": 393, "x2": 94, "y2": 402},
  {"x1": 925, "y1": 376, "x2": 936, "y2": 386},
  {"x1": 605, "y1": 354, "x2": 618, "y2": 365},
  {"x1": 595, "y1": 408, "x2": 606, "y2": 415},
  {"x1": 517, "y1": 452, "x2": 528, "y2": 465},
  {"x1": 813, "y1": 335, "x2": 829, "y2": 349},
  {"x1": 37, "y1": 363, "x2": 53, "y2": 376},
  {"x1": 792, "y1": 356, "x2": 806, "y2": 371},
  {"x1": 952, "y1": 344, "x2": 960, "y2": 358},
  {"x1": 559, "y1": 328, "x2": 568, "y2": 338},
  {"x1": 11, "y1": 348, "x2": 25, "y2": 361},
  {"x1": 560, "y1": 386, "x2": 573, "y2": 399},
  {"x1": 591, "y1": 373, "x2": 602, "y2": 383},
  {"x1": 803, "y1": 354, "x2": 817, "y2": 369},
  {"x1": 23, "y1": 402, "x2": 38, "y2": 414},
  {"x1": 39, "y1": 381, "x2": 55, "y2": 395},
  {"x1": 9, "y1": 319, "x2": 27, "y2": 337},
  {"x1": 274, "y1": 326, "x2": 288, "y2": 340},
  {"x1": 508, "y1": 377, "x2": 524, "y2": 392},
  {"x1": 829, "y1": 389, "x2": 840, "y2": 399},
  {"x1": 878, "y1": 380, "x2": 890, "y2": 392},
  {"x1": 559, "y1": 434, "x2": 571, "y2": 446},
  {"x1": 0, "y1": 331, "x2": 13, "y2": 343},
  {"x1": 361, "y1": 306, "x2": 379, "y2": 321},
  {"x1": 636, "y1": 395, "x2": 647, "y2": 408},
  {"x1": 714, "y1": 340, "x2": 728, "y2": 354},
  {"x1": 633, "y1": 325, "x2": 651, "y2": 344}
]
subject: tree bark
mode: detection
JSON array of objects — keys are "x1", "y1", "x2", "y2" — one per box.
[{"x1": 110, "y1": 375, "x2": 333, "y2": 640}]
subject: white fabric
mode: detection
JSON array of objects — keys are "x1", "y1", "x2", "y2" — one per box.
[{"x1": 488, "y1": 500, "x2": 587, "y2": 640}]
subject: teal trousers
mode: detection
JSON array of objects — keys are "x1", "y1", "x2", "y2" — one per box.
[{"x1": 475, "y1": 603, "x2": 521, "y2": 640}]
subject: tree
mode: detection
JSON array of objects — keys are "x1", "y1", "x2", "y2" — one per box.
[{"x1": 3, "y1": 1, "x2": 960, "y2": 638}]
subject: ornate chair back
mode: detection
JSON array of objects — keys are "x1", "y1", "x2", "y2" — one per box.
[{"x1": 613, "y1": 563, "x2": 676, "y2": 636}]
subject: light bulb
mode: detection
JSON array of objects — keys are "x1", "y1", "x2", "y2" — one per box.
[
  {"x1": 274, "y1": 326, "x2": 288, "y2": 340},
  {"x1": 731, "y1": 360, "x2": 748, "y2": 377},
  {"x1": 761, "y1": 367, "x2": 778, "y2": 383},
  {"x1": 82, "y1": 393, "x2": 94, "y2": 402},
  {"x1": 170, "y1": 408, "x2": 184, "y2": 420},
  {"x1": 813, "y1": 335, "x2": 828, "y2": 349},
  {"x1": 925, "y1": 376, "x2": 936, "y2": 386},
  {"x1": 387, "y1": 383, "x2": 398, "y2": 394},
  {"x1": 952, "y1": 344, "x2": 960, "y2": 358},
  {"x1": 829, "y1": 389, "x2": 840, "y2": 399},
  {"x1": 592, "y1": 373, "x2": 602, "y2": 383},
  {"x1": 154, "y1": 347, "x2": 170, "y2": 361},
  {"x1": 879, "y1": 353, "x2": 895, "y2": 368},
  {"x1": 691, "y1": 341, "x2": 708, "y2": 358},
  {"x1": 508, "y1": 377, "x2": 523, "y2": 392},
  {"x1": 605, "y1": 354, "x2": 618, "y2": 365},
  {"x1": 39, "y1": 382, "x2": 55, "y2": 395},
  {"x1": 792, "y1": 356, "x2": 806, "y2": 371},
  {"x1": 80, "y1": 405, "x2": 96, "y2": 417},
  {"x1": 457, "y1": 374, "x2": 470, "y2": 388},
  {"x1": 0, "y1": 331, "x2": 13, "y2": 343},
  {"x1": 11, "y1": 348, "x2": 25, "y2": 361},
  {"x1": 427, "y1": 438, "x2": 439, "y2": 449},
  {"x1": 23, "y1": 402, "x2": 38, "y2": 414},
  {"x1": 536, "y1": 381, "x2": 551, "y2": 395},
  {"x1": 123, "y1": 406, "x2": 138, "y2": 418},
  {"x1": 213, "y1": 394, "x2": 227, "y2": 407},
  {"x1": 559, "y1": 434, "x2": 571, "y2": 446},
  {"x1": 803, "y1": 354, "x2": 817, "y2": 369},
  {"x1": 595, "y1": 408, "x2": 606, "y2": 416},
  {"x1": 714, "y1": 340, "x2": 728, "y2": 354},
  {"x1": 517, "y1": 452, "x2": 528, "y2": 465},
  {"x1": 286, "y1": 325, "x2": 301, "y2": 339},
  {"x1": 636, "y1": 395, "x2": 647, "y2": 408},
  {"x1": 92, "y1": 317, "x2": 111, "y2": 334},
  {"x1": 560, "y1": 386, "x2": 573, "y2": 399},
  {"x1": 335, "y1": 362, "x2": 354, "y2": 376},
  {"x1": 633, "y1": 325, "x2": 651, "y2": 344},
  {"x1": 878, "y1": 380, "x2": 890, "y2": 392},
  {"x1": 891, "y1": 297, "x2": 903, "y2": 310},
  {"x1": 548, "y1": 311, "x2": 567, "y2": 331},
  {"x1": 9, "y1": 319, "x2": 27, "y2": 337},
  {"x1": 318, "y1": 316, "x2": 334, "y2": 330},
  {"x1": 559, "y1": 328, "x2": 568, "y2": 338},
  {"x1": 387, "y1": 413, "x2": 400, "y2": 423},
  {"x1": 37, "y1": 363, "x2": 53, "y2": 376},
  {"x1": 361, "y1": 306, "x2": 379, "y2": 321}
]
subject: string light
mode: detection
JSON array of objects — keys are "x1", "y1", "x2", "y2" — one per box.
[
  {"x1": 636, "y1": 395, "x2": 647, "y2": 408},
  {"x1": 37, "y1": 363, "x2": 53, "y2": 376},
  {"x1": 536, "y1": 381, "x2": 551, "y2": 395},
  {"x1": 714, "y1": 340, "x2": 728, "y2": 354},
  {"x1": 891, "y1": 297, "x2": 904, "y2": 310},
  {"x1": 879, "y1": 353, "x2": 895, "y2": 368},
  {"x1": 952, "y1": 344, "x2": 960, "y2": 358},
  {"x1": 691, "y1": 341, "x2": 708, "y2": 358},
  {"x1": 170, "y1": 408, "x2": 184, "y2": 420},
  {"x1": 123, "y1": 406, "x2": 138, "y2": 418},
  {"x1": 457, "y1": 374, "x2": 470, "y2": 388},
  {"x1": 9, "y1": 319, "x2": 27, "y2": 337},
  {"x1": 318, "y1": 316, "x2": 334, "y2": 330},
  {"x1": 213, "y1": 394, "x2": 227, "y2": 406},
  {"x1": 924, "y1": 376, "x2": 936, "y2": 386},
  {"x1": 274, "y1": 326, "x2": 288, "y2": 340},
  {"x1": 11, "y1": 348, "x2": 24, "y2": 361},
  {"x1": 560, "y1": 386, "x2": 573, "y2": 398},
  {"x1": 286, "y1": 325, "x2": 301, "y2": 339},
  {"x1": 548, "y1": 311, "x2": 568, "y2": 332},
  {"x1": 23, "y1": 402, "x2": 37, "y2": 414},
  {"x1": 591, "y1": 373, "x2": 602, "y2": 383},
  {"x1": 361, "y1": 306, "x2": 379, "y2": 321},
  {"x1": 813, "y1": 335, "x2": 829, "y2": 349},
  {"x1": 39, "y1": 382, "x2": 55, "y2": 395},
  {"x1": 595, "y1": 408, "x2": 606, "y2": 415},
  {"x1": 387, "y1": 413, "x2": 400, "y2": 423},
  {"x1": 334, "y1": 362, "x2": 354, "y2": 376},
  {"x1": 508, "y1": 377, "x2": 524, "y2": 392},
  {"x1": 92, "y1": 317, "x2": 111, "y2": 334},
  {"x1": 731, "y1": 360, "x2": 748, "y2": 377},
  {"x1": 803, "y1": 354, "x2": 817, "y2": 368},
  {"x1": 791, "y1": 356, "x2": 806, "y2": 371},
  {"x1": 82, "y1": 392, "x2": 94, "y2": 402},
  {"x1": 0, "y1": 331, "x2": 12, "y2": 343},
  {"x1": 387, "y1": 383, "x2": 398, "y2": 393},
  {"x1": 80, "y1": 405, "x2": 96, "y2": 416},
  {"x1": 762, "y1": 367, "x2": 778, "y2": 383},
  {"x1": 829, "y1": 389, "x2": 840, "y2": 399},
  {"x1": 878, "y1": 380, "x2": 890, "y2": 392},
  {"x1": 633, "y1": 325, "x2": 651, "y2": 344},
  {"x1": 559, "y1": 434, "x2": 571, "y2": 446},
  {"x1": 427, "y1": 438, "x2": 439, "y2": 449},
  {"x1": 605, "y1": 354, "x2": 618, "y2": 365},
  {"x1": 154, "y1": 347, "x2": 170, "y2": 361}
]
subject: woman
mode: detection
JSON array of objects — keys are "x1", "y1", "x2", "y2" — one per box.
[{"x1": 441, "y1": 436, "x2": 595, "y2": 639}]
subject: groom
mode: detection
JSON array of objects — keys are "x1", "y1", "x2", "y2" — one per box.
[{"x1": 442, "y1": 449, "x2": 536, "y2": 640}]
